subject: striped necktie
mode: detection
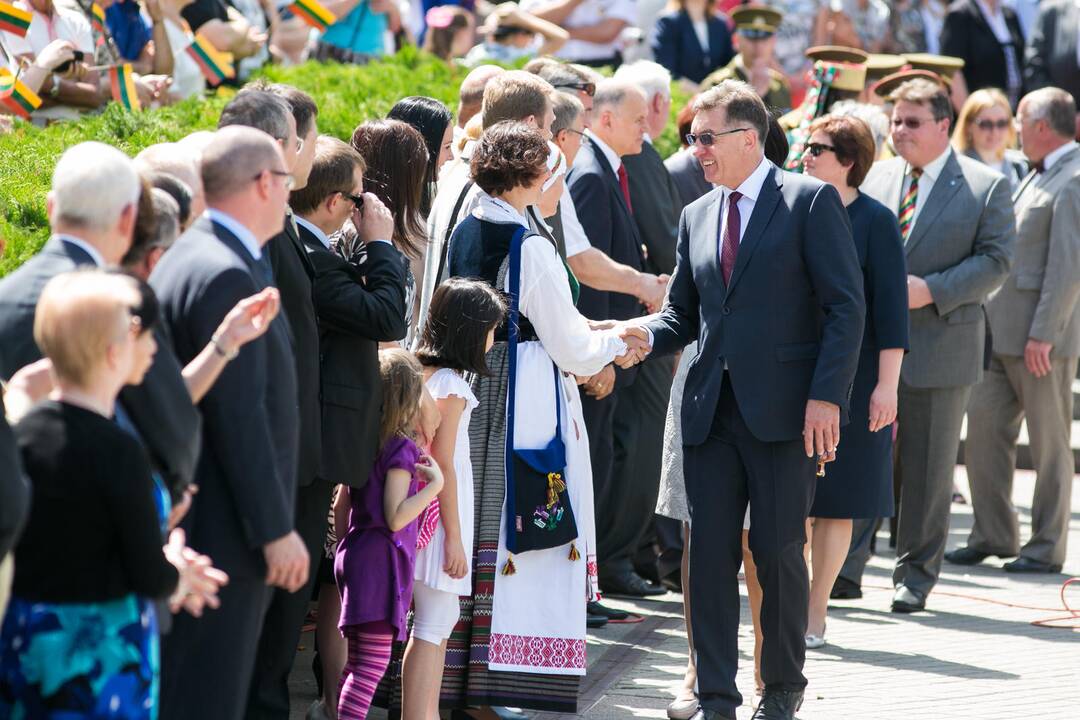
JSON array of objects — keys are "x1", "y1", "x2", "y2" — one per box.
[{"x1": 898, "y1": 167, "x2": 922, "y2": 242}]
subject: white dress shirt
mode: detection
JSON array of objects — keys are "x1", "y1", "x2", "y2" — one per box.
[
  {"x1": 1041, "y1": 140, "x2": 1079, "y2": 173},
  {"x1": 57, "y1": 234, "x2": 105, "y2": 267},
  {"x1": 207, "y1": 209, "x2": 262, "y2": 260},
  {"x1": 295, "y1": 216, "x2": 331, "y2": 249},
  {"x1": 901, "y1": 146, "x2": 952, "y2": 233},
  {"x1": 718, "y1": 155, "x2": 773, "y2": 252}
]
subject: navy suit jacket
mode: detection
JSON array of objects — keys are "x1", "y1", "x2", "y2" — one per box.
[
  {"x1": 0, "y1": 237, "x2": 202, "y2": 500},
  {"x1": 296, "y1": 225, "x2": 408, "y2": 488},
  {"x1": 150, "y1": 216, "x2": 298, "y2": 579},
  {"x1": 652, "y1": 10, "x2": 734, "y2": 84},
  {"x1": 645, "y1": 164, "x2": 865, "y2": 445}
]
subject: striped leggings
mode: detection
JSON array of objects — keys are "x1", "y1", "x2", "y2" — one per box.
[{"x1": 337, "y1": 621, "x2": 393, "y2": 719}]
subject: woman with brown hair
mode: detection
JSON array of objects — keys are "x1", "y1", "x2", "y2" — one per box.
[
  {"x1": 422, "y1": 5, "x2": 474, "y2": 62},
  {"x1": 652, "y1": 0, "x2": 735, "y2": 85},
  {"x1": 952, "y1": 88, "x2": 1028, "y2": 189},
  {"x1": 345, "y1": 118, "x2": 430, "y2": 343},
  {"x1": 800, "y1": 114, "x2": 909, "y2": 647}
]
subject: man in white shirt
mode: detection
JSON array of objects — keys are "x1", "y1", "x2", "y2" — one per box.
[{"x1": 521, "y1": 0, "x2": 636, "y2": 66}]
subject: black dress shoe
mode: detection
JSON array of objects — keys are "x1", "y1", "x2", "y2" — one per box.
[
  {"x1": 689, "y1": 709, "x2": 735, "y2": 720},
  {"x1": 587, "y1": 600, "x2": 629, "y2": 620},
  {"x1": 943, "y1": 546, "x2": 992, "y2": 566},
  {"x1": 829, "y1": 576, "x2": 862, "y2": 600},
  {"x1": 586, "y1": 611, "x2": 609, "y2": 628},
  {"x1": 660, "y1": 572, "x2": 683, "y2": 594},
  {"x1": 750, "y1": 689, "x2": 803, "y2": 720},
  {"x1": 890, "y1": 585, "x2": 926, "y2": 613},
  {"x1": 1003, "y1": 557, "x2": 1063, "y2": 574},
  {"x1": 600, "y1": 570, "x2": 667, "y2": 597}
]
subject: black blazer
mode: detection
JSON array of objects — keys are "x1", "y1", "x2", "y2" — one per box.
[
  {"x1": 645, "y1": 165, "x2": 865, "y2": 445},
  {"x1": 296, "y1": 225, "x2": 407, "y2": 489},
  {"x1": 941, "y1": 0, "x2": 1025, "y2": 101},
  {"x1": 1025, "y1": 0, "x2": 1080, "y2": 107},
  {"x1": 0, "y1": 237, "x2": 202, "y2": 499},
  {"x1": 624, "y1": 140, "x2": 683, "y2": 276},
  {"x1": 150, "y1": 216, "x2": 298, "y2": 579},
  {"x1": 567, "y1": 136, "x2": 646, "y2": 324},
  {"x1": 267, "y1": 212, "x2": 322, "y2": 488},
  {"x1": 651, "y1": 10, "x2": 734, "y2": 84},
  {"x1": 0, "y1": 392, "x2": 29, "y2": 560}
]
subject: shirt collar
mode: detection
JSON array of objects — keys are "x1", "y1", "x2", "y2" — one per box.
[
  {"x1": 55, "y1": 234, "x2": 106, "y2": 267},
  {"x1": 585, "y1": 129, "x2": 622, "y2": 175},
  {"x1": 295, "y1": 216, "x2": 331, "y2": 249},
  {"x1": 723, "y1": 156, "x2": 771, "y2": 203},
  {"x1": 974, "y1": 0, "x2": 1003, "y2": 19},
  {"x1": 907, "y1": 146, "x2": 952, "y2": 182},
  {"x1": 1042, "y1": 141, "x2": 1079, "y2": 172},
  {"x1": 206, "y1": 208, "x2": 262, "y2": 260}
]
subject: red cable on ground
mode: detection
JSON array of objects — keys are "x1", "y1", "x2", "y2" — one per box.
[{"x1": 861, "y1": 578, "x2": 1080, "y2": 630}]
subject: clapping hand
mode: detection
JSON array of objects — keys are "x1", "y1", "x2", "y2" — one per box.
[
  {"x1": 165, "y1": 528, "x2": 229, "y2": 617},
  {"x1": 215, "y1": 287, "x2": 281, "y2": 354},
  {"x1": 615, "y1": 326, "x2": 651, "y2": 369}
]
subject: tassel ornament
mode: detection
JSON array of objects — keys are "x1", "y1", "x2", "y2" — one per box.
[
  {"x1": 568, "y1": 542, "x2": 580, "y2": 561},
  {"x1": 501, "y1": 554, "x2": 517, "y2": 575}
]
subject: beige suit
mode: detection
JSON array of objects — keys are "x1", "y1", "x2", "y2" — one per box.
[{"x1": 965, "y1": 145, "x2": 1080, "y2": 566}]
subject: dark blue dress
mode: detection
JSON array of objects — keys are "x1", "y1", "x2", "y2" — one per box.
[{"x1": 810, "y1": 193, "x2": 909, "y2": 519}]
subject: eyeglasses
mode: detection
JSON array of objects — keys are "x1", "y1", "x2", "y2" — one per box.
[
  {"x1": 563, "y1": 128, "x2": 586, "y2": 138},
  {"x1": 891, "y1": 115, "x2": 938, "y2": 130},
  {"x1": 805, "y1": 142, "x2": 838, "y2": 157},
  {"x1": 975, "y1": 119, "x2": 1010, "y2": 131},
  {"x1": 295, "y1": 136, "x2": 304, "y2": 153},
  {"x1": 554, "y1": 82, "x2": 596, "y2": 97},
  {"x1": 253, "y1": 169, "x2": 295, "y2": 190},
  {"x1": 685, "y1": 127, "x2": 750, "y2": 147},
  {"x1": 343, "y1": 192, "x2": 364, "y2": 210}
]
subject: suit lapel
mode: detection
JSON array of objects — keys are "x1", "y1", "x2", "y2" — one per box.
[
  {"x1": 878, "y1": 161, "x2": 905, "y2": 227},
  {"x1": 698, "y1": 190, "x2": 723, "y2": 286},
  {"x1": 589, "y1": 138, "x2": 634, "y2": 219},
  {"x1": 725, "y1": 166, "x2": 782, "y2": 297},
  {"x1": 285, "y1": 208, "x2": 317, "y2": 277},
  {"x1": 905, "y1": 153, "x2": 963, "y2": 255}
]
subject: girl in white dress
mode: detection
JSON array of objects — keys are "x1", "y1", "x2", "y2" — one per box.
[{"x1": 404, "y1": 278, "x2": 507, "y2": 720}]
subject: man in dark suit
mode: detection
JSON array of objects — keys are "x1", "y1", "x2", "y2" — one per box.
[
  {"x1": 619, "y1": 81, "x2": 865, "y2": 720},
  {"x1": 291, "y1": 136, "x2": 408, "y2": 490},
  {"x1": 567, "y1": 78, "x2": 662, "y2": 598},
  {"x1": 0, "y1": 142, "x2": 202, "y2": 501},
  {"x1": 1025, "y1": 0, "x2": 1080, "y2": 114},
  {"x1": 221, "y1": 85, "x2": 327, "y2": 720},
  {"x1": 153, "y1": 127, "x2": 309, "y2": 720}
]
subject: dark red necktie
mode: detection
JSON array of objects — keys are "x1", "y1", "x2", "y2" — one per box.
[
  {"x1": 617, "y1": 164, "x2": 633, "y2": 214},
  {"x1": 720, "y1": 190, "x2": 742, "y2": 285}
]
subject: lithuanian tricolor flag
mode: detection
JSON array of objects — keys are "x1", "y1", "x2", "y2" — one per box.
[
  {"x1": 0, "y1": 67, "x2": 42, "y2": 119},
  {"x1": 0, "y1": 1, "x2": 32, "y2": 37},
  {"x1": 185, "y1": 34, "x2": 234, "y2": 86},
  {"x1": 89, "y1": 2, "x2": 107, "y2": 46},
  {"x1": 288, "y1": 0, "x2": 336, "y2": 31},
  {"x1": 109, "y1": 63, "x2": 140, "y2": 111}
]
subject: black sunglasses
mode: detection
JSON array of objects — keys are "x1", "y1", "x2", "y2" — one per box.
[
  {"x1": 554, "y1": 82, "x2": 596, "y2": 97},
  {"x1": 805, "y1": 142, "x2": 837, "y2": 157},
  {"x1": 685, "y1": 127, "x2": 750, "y2": 147},
  {"x1": 891, "y1": 115, "x2": 938, "y2": 130},
  {"x1": 343, "y1": 192, "x2": 364, "y2": 210},
  {"x1": 975, "y1": 119, "x2": 1010, "y2": 131}
]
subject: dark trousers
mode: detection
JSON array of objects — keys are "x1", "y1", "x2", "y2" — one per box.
[
  {"x1": 245, "y1": 479, "x2": 333, "y2": 719},
  {"x1": 655, "y1": 515, "x2": 685, "y2": 581},
  {"x1": 607, "y1": 355, "x2": 674, "y2": 579},
  {"x1": 685, "y1": 377, "x2": 815, "y2": 717},
  {"x1": 161, "y1": 576, "x2": 273, "y2": 720},
  {"x1": 581, "y1": 388, "x2": 617, "y2": 574}
]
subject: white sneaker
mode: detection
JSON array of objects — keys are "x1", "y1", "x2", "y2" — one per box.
[
  {"x1": 306, "y1": 700, "x2": 331, "y2": 720},
  {"x1": 668, "y1": 693, "x2": 700, "y2": 720},
  {"x1": 805, "y1": 628, "x2": 826, "y2": 649}
]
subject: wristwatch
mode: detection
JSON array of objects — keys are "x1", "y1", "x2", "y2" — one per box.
[
  {"x1": 49, "y1": 73, "x2": 61, "y2": 98},
  {"x1": 210, "y1": 334, "x2": 239, "y2": 361}
]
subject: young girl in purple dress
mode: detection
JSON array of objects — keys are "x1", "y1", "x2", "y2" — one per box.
[{"x1": 334, "y1": 348, "x2": 445, "y2": 719}]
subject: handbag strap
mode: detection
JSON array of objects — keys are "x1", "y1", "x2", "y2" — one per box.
[
  {"x1": 505, "y1": 226, "x2": 562, "y2": 553},
  {"x1": 435, "y1": 180, "x2": 475, "y2": 289}
]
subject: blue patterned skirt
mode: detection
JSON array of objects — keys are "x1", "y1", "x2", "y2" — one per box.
[{"x1": 0, "y1": 593, "x2": 159, "y2": 719}]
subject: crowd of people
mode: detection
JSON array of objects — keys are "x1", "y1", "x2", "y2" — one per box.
[{"x1": 1, "y1": 3, "x2": 1080, "y2": 720}]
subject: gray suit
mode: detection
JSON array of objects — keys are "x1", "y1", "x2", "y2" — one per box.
[
  {"x1": 965, "y1": 145, "x2": 1080, "y2": 567},
  {"x1": 860, "y1": 150, "x2": 1015, "y2": 599},
  {"x1": 1025, "y1": 0, "x2": 1080, "y2": 108}
]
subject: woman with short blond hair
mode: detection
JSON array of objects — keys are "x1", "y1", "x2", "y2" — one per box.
[{"x1": 952, "y1": 88, "x2": 1028, "y2": 188}]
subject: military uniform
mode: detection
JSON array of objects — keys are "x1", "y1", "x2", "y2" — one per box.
[{"x1": 702, "y1": 56, "x2": 792, "y2": 114}]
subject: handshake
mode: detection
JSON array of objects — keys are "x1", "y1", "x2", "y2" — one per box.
[{"x1": 614, "y1": 325, "x2": 652, "y2": 369}]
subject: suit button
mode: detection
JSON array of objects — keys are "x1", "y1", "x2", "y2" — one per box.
[{"x1": 722, "y1": 306, "x2": 731, "y2": 316}]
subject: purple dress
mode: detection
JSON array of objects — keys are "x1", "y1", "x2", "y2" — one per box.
[{"x1": 335, "y1": 435, "x2": 421, "y2": 641}]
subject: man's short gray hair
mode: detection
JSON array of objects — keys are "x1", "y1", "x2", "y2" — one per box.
[
  {"x1": 614, "y1": 60, "x2": 672, "y2": 101},
  {"x1": 201, "y1": 126, "x2": 283, "y2": 202},
  {"x1": 829, "y1": 100, "x2": 890, "y2": 157},
  {"x1": 218, "y1": 89, "x2": 292, "y2": 141},
  {"x1": 594, "y1": 79, "x2": 647, "y2": 115},
  {"x1": 51, "y1": 142, "x2": 140, "y2": 232},
  {"x1": 551, "y1": 92, "x2": 584, "y2": 135},
  {"x1": 692, "y1": 80, "x2": 769, "y2": 147},
  {"x1": 1023, "y1": 87, "x2": 1078, "y2": 139}
]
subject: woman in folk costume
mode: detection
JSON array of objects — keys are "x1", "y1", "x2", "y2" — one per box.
[{"x1": 441, "y1": 122, "x2": 627, "y2": 713}]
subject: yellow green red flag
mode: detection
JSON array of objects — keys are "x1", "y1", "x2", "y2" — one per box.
[
  {"x1": 0, "y1": 67, "x2": 42, "y2": 119},
  {"x1": 0, "y1": 1, "x2": 32, "y2": 37},
  {"x1": 108, "y1": 63, "x2": 141, "y2": 111},
  {"x1": 288, "y1": 0, "x2": 336, "y2": 31},
  {"x1": 185, "y1": 34, "x2": 235, "y2": 87}
]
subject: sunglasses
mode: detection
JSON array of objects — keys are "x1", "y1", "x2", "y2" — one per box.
[
  {"x1": 554, "y1": 82, "x2": 596, "y2": 97},
  {"x1": 891, "y1": 116, "x2": 938, "y2": 130},
  {"x1": 343, "y1": 192, "x2": 364, "y2": 210},
  {"x1": 805, "y1": 142, "x2": 837, "y2": 157},
  {"x1": 975, "y1": 119, "x2": 1010, "y2": 131},
  {"x1": 685, "y1": 127, "x2": 750, "y2": 147}
]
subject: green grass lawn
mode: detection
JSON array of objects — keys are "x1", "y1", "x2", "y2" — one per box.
[{"x1": 0, "y1": 49, "x2": 687, "y2": 276}]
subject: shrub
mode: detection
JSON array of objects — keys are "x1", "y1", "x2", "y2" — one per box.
[{"x1": 0, "y1": 48, "x2": 687, "y2": 276}]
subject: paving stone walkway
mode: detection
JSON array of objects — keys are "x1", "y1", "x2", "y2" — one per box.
[{"x1": 290, "y1": 468, "x2": 1080, "y2": 719}]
